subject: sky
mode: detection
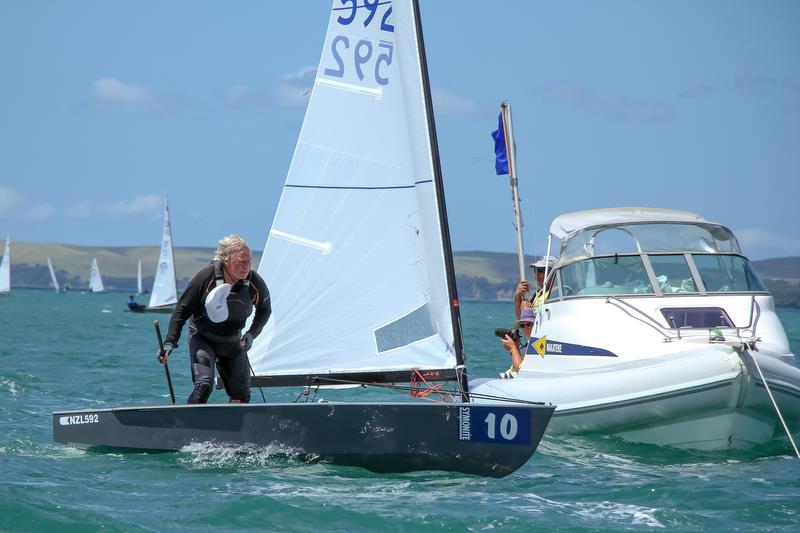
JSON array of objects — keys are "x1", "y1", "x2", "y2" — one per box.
[{"x1": 0, "y1": 0, "x2": 798, "y2": 260}]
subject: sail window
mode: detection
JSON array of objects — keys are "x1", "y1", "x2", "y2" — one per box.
[
  {"x1": 374, "y1": 304, "x2": 438, "y2": 353},
  {"x1": 692, "y1": 254, "x2": 767, "y2": 293},
  {"x1": 660, "y1": 307, "x2": 734, "y2": 328},
  {"x1": 648, "y1": 255, "x2": 698, "y2": 294},
  {"x1": 560, "y1": 256, "x2": 653, "y2": 296}
]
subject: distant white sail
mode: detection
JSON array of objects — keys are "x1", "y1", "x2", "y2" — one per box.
[
  {"x1": 248, "y1": 1, "x2": 459, "y2": 382},
  {"x1": 89, "y1": 257, "x2": 105, "y2": 293},
  {"x1": 148, "y1": 195, "x2": 178, "y2": 308},
  {"x1": 0, "y1": 236, "x2": 10, "y2": 294},
  {"x1": 137, "y1": 259, "x2": 143, "y2": 294},
  {"x1": 47, "y1": 257, "x2": 60, "y2": 293}
]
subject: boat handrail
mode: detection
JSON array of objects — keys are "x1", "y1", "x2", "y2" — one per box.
[{"x1": 605, "y1": 296, "x2": 677, "y2": 341}]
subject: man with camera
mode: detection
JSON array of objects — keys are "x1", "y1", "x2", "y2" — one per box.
[{"x1": 497, "y1": 305, "x2": 536, "y2": 379}]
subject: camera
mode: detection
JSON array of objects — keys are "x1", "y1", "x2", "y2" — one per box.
[{"x1": 495, "y1": 328, "x2": 521, "y2": 343}]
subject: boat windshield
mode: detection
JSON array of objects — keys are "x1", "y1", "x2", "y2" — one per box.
[
  {"x1": 560, "y1": 223, "x2": 740, "y2": 263},
  {"x1": 555, "y1": 253, "x2": 766, "y2": 297}
]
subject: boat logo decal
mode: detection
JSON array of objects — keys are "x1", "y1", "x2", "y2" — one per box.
[
  {"x1": 59, "y1": 413, "x2": 99, "y2": 426},
  {"x1": 458, "y1": 406, "x2": 531, "y2": 445},
  {"x1": 528, "y1": 337, "x2": 616, "y2": 357}
]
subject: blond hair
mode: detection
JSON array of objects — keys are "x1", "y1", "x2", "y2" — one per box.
[{"x1": 214, "y1": 235, "x2": 251, "y2": 261}]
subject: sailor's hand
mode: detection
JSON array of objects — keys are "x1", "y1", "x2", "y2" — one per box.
[
  {"x1": 240, "y1": 332, "x2": 254, "y2": 351},
  {"x1": 158, "y1": 342, "x2": 174, "y2": 364},
  {"x1": 500, "y1": 335, "x2": 517, "y2": 353},
  {"x1": 514, "y1": 280, "x2": 529, "y2": 301}
]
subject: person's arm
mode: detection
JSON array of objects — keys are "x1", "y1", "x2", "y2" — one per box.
[
  {"x1": 500, "y1": 335, "x2": 524, "y2": 372},
  {"x1": 165, "y1": 265, "x2": 213, "y2": 347},
  {"x1": 245, "y1": 273, "x2": 271, "y2": 338},
  {"x1": 514, "y1": 280, "x2": 529, "y2": 319}
]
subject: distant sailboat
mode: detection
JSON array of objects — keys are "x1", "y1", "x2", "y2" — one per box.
[
  {"x1": 0, "y1": 236, "x2": 10, "y2": 296},
  {"x1": 89, "y1": 257, "x2": 105, "y2": 293},
  {"x1": 146, "y1": 195, "x2": 178, "y2": 313},
  {"x1": 47, "y1": 257, "x2": 60, "y2": 293},
  {"x1": 137, "y1": 259, "x2": 143, "y2": 295}
]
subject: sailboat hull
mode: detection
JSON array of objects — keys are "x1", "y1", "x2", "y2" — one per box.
[{"x1": 53, "y1": 402, "x2": 554, "y2": 477}]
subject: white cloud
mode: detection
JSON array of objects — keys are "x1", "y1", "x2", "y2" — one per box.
[
  {"x1": 89, "y1": 78, "x2": 159, "y2": 111},
  {"x1": 0, "y1": 187, "x2": 55, "y2": 221},
  {"x1": 615, "y1": 98, "x2": 675, "y2": 123},
  {"x1": 0, "y1": 186, "x2": 25, "y2": 214},
  {"x1": 272, "y1": 66, "x2": 316, "y2": 108},
  {"x1": 536, "y1": 81, "x2": 675, "y2": 123},
  {"x1": 64, "y1": 194, "x2": 162, "y2": 219},
  {"x1": 24, "y1": 203, "x2": 56, "y2": 222},
  {"x1": 107, "y1": 194, "x2": 162, "y2": 216},
  {"x1": 432, "y1": 87, "x2": 478, "y2": 116},
  {"x1": 734, "y1": 228, "x2": 800, "y2": 258}
]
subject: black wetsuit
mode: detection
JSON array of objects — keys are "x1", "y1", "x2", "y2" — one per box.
[{"x1": 165, "y1": 261, "x2": 271, "y2": 404}]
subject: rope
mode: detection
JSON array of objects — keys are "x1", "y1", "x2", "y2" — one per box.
[{"x1": 742, "y1": 347, "x2": 800, "y2": 458}]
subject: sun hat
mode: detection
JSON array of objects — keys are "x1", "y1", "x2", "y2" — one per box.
[
  {"x1": 513, "y1": 306, "x2": 536, "y2": 327},
  {"x1": 205, "y1": 283, "x2": 232, "y2": 323},
  {"x1": 529, "y1": 255, "x2": 557, "y2": 270}
]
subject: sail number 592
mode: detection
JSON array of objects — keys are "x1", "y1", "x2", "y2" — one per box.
[{"x1": 484, "y1": 412, "x2": 519, "y2": 441}]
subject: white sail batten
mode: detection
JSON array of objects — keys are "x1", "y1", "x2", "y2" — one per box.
[
  {"x1": 0, "y1": 237, "x2": 10, "y2": 294},
  {"x1": 148, "y1": 196, "x2": 178, "y2": 308},
  {"x1": 89, "y1": 257, "x2": 104, "y2": 293},
  {"x1": 47, "y1": 257, "x2": 59, "y2": 293},
  {"x1": 248, "y1": 0, "x2": 457, "y2": 381}
]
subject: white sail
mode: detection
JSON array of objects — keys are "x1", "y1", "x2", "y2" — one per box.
[
  {"x1": 47, "y1": 257, "x2": 60, "y2": 293},
  {"x1": 137, "y1": 259, "x2": 143, "y2": 295},
  {"x1": 0, "y1": 236, "x2": 10, "y2": 294},
  {"x1": 89, "y1": 257, "x2": 105, "y2": 293},
  {"x1": 249, "y1": 0, "x2": 458, "y2": 381},
  {"x1": 148, "y1": 195, "x2": 178, "y2": 308}
]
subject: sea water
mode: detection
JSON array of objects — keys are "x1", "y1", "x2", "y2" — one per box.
[{"x1": 1, "y1": 290, "x2": 799, "y2": 532}]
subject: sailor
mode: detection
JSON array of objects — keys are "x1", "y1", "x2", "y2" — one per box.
[
  {"x1": 158, "y1": 235, "x2": 271, "y2": 404},
  {"x1": 513, "y1": 255, "x2": 557, "y2": 319},
  {"x1": 499, "y1": 305, "x2": 536, "y2": 379},
  {"x1": 127, "y1": 294, "x2": 141, "y2": 310}
]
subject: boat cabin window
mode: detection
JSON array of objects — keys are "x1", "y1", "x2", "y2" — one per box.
[
  {"x1": 559, "y1": 255, "x2": 653, "y2": 296},
  {"x1": 648, "y1": 255, "x2": 698, "y2": 294},
  {"x1": 660, "y1": 307, "x2": 734, "y2": 328},
  {"x1": 692, "y1": 254, "x2": 767, "y2": 293}
]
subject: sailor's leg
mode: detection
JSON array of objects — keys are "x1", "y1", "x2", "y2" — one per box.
[
  {"x1": 187, "y1": 334, "x2": 216, "y2": 404},
  {"x1": 217, "y1": 345, "x2": 251, "y2": 404}
]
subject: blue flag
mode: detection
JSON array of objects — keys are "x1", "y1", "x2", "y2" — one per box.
[{"x1": 491, "y1": 113, "x2": 509, "y2": 175}]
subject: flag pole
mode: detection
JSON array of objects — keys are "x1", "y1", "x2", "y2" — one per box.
[{"x1": 501, "y1": 101, "x2": 527, "y2": 287}]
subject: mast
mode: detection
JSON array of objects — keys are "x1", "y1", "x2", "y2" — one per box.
[
  {"x1": 501, "y1": 102, "x2": 527, "y2": 284},
  {"x1": 411, "y1": 0, "x2": 469, "y2": 400}
]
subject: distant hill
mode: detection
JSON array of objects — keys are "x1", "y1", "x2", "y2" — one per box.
[
  {"x1": 3, "y1": 242, "x2": 799, "y2": 306},
  {"x1": 4, "y1": 241, "x2": 262, "y2": 292},
  {"x1": 751, "y1": 257, "x2": 800, "y2": 281}
]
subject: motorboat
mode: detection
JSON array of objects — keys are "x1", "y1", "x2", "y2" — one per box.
[{"x1": 471, "y1": 207, "x2": 800, "y2": 452}]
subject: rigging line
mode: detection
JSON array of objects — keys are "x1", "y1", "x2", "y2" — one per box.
[
  {"x1": 741, "y1": 347, "x2": 800, "y2": 458},
  {"x1": 311, "y1": 375, "x2": 547, "y2": 405}
]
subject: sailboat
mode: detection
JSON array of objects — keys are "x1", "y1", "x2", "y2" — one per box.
[
  {"x1": 88, "y1": 257, "x2": 105, "y2": 293},
  {"x1": 53, "y1": 0, "x2": 554, "y2": 477},
  {"x1": 471, "y1": 208, "x2": 800, "y2": 453},
  {"x1": 47, "y1": 257, "x2": 60, "y2": 293},
  {"x1": 0, "y1": 236, "x2": 10, "y2": 296},
  {"x1": 137, "y1": 259, "x2": 143, "y2": 295},
  {"x1": 145, "y1": 195, "x2": 178, "y2": 313}
]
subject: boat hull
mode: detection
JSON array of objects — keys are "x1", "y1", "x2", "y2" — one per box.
[
  {"x1": 471, "y1": 347, "x2": 800, "y2": 451},
  {"x1": 53, "y1": 401, "x2": 554, "y2": 477}
]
